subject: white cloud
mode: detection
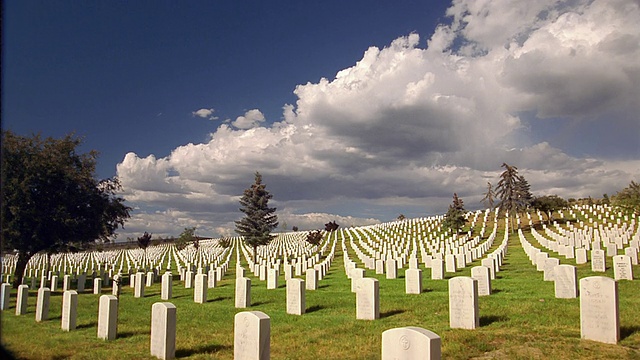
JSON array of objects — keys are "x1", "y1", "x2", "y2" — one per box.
[
  {"x1": 192, "y1": 108, "x2": 219, "y2": 120},
  {"x1": 117, "y1": 0, "x2": 639, "y2": 238},
  {"x1": 232, "y1": 109, "x2": 266, "y2": 129}
]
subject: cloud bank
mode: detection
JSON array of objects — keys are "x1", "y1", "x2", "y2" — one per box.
[{"x1": 117, "y1": 0, "x2": 640, "y2": 239}]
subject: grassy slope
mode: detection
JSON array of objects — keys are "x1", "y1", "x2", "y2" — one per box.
[{"x1": 2, "y1": 218, "x2": 639, "y2": 359}]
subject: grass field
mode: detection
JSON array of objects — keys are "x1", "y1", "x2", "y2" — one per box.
[{"x1": 2, "y1": 215, "x2": 640, "y2": 359}]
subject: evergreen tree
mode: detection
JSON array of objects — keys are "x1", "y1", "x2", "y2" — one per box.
[
  {"x1": 480, "y1": 182, "x2": 496, "y2": 210},
  {"x1": 496, "y1": 163, "x2": 526, "y2": 232},
  {"x1": 516, "y1": 175, "x2": 533, "y2": 210},
  {"x1": 443, "y1": 193, "x2": 466, "y2": 234},
  {"x1": 235, "y1": 172, "x2": 278, "y2": 263}
]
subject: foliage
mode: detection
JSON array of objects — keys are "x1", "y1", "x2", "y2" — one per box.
[
  {"x1": 496, "y1": 163, "x2": 532, "y2": 231},
  {"x1": 176, "y1": 227, "x2": 196, "y2": 251},
  {"x1": 219, "y1": 236, "x2": 232, "y2": 248},
  {"x1": 306, "y1": 230, "x2": 324, "y2": 246},
  {"x1": 136, "y1": 232, "x2": 152, "y2": 251},
  {"x1": 442, "y1": 193, "x2": 466, "y2": 234},
  {"x1": 292, "y1": 226, "x2": 299, "y2": 232},
  {"x1": 480, "y1": 182, "x2": 496, "y2": 210},
  {"x1": 397, "y1": 214, "x2": 406, "y2": 221},
  {"x1": 531, "y1": 195, "x2": 568, "y2": 224},
  {"x1": 324, "y1": 220, "x2": 339, "y2": 232},
  {"x1": 1, "y1": 131, "x2": 130, "y2": 287},
  {"x1": 235, "y1": 172, "x2": 278, "y2": 262},
  {"x1": 613, "y1": 181, "x2": 640, "y2": 216}
]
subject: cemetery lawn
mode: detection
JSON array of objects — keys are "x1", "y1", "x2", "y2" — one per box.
[{"x1": 2, "y1": 227, "x2": 640, "y2": 359}]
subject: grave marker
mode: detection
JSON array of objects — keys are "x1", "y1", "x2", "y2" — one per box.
[
  {"x1": 97, "y1": 295, "x2": 118, "y2": 341},
  {"x1": 448, "y1": 277, "x2": 478, "y2": 329},
  {"x1": 234, "y1": 311, "x2": 270, "y2": 360},
  {"x1": 381, "y1": 327, "x2": 441, "y2": 360},
  {"x1": 150, "y1": 302, "x2": 177, "y2": 360},
  {"x1": 580, "y1": 276, "x2": 619, "y2": 344}
]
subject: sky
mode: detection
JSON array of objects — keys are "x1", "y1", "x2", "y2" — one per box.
[{"x1": 3, "y1": 0, "x2": 639, "y2": 240}]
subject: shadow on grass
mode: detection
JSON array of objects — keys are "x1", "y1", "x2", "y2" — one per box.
[
  {"x1": 479, "y1": 315, "x2": 508, "y2": 326},
  {"x1": 621, "y1": 325, "x2": 640, "y2": 340},
  {"x1": 491, "y1": 288, "x2": 503, "y2": 294},
  {"x1": 176, "y1": 343, "x2": 231, "y2": 357},
  {"x1": 172, "y1": 294, "x2": 189, "y2": 299},
  {"x1": 207, "y1": 296, "x2": 230, "y2": 303},
  {"x1": 251, "y1": 301, "x2": 269, "y2": 306},
  {"x1": 76, "y1": 321, "x2": 97, "y2": 329},
  {"x1": 307, "y1": 305, "x2": 324, "y2": 313},
  {"x1": 422, "y1": 288, "x2": 433, "y2": 293},
  {"x1": 118, "y1": 331, "x2": 144, "y2": 339},
  {"x1": 318, "y1": 284, "x2": 330, "y2": 289},
  {"x1": 381, "y1": 309, "x2": 405, "y2": 318}
]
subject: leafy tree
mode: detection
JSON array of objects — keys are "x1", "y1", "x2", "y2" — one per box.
[
  {"x1": 480, "y1": 182, "x2": 496, "y2": 210},
  {"x1": 306, "y1": 230, "x2": 324, "y2": 246},
  {"x1": 1, "y1": 131, "x2": 131, "y2": 287},
  {"x1": 176, "y1": 227, "x2": 196, "y2": 251},
  {"x1": 397, "y1": 214, "x2": 406, "y2": 221},
  {"x1": 292, "y1": 226, "x2": 299, "y2": 232},
  {"x1": 137, "y1": 232, "x2": 152, "y2": 251},
  {"x1": 531, "y1": 195, "x2": 568, "y2": 224},
  {"x1": 443, "y1": 193, "x2": 466, "y2": 234},
  {"x1": 235, "y1": 172, "x2": 278, "y2": 263},
  {"x1": 613, "y1": 181, "x2": 640, "y2": 216},
  {"x1": 496, "y1": 163, "x2": 530, "y2": 232},
  {"x1": 324, "y1": 221, "x2": 339, "y2": 232},
  {"x1": 602, "y1": 193, "x2": 610, "y2": 205},
  {"x1": 219, "y1": 236, "x2": 232, "y2": 248}
]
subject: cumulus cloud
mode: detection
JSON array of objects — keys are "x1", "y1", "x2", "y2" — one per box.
[
  {"x1": 232, "y1": 109, "x2": 266, "y2": 129},
  {"x1": 116, "y1": 0, "x2": 639, "y2": 238},
  {"x1": 192, "y1": 108, "x2": 218, "y2": 120}
]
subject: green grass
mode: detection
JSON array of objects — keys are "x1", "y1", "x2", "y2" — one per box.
[{"x1": 2, "y1": 222, "x2": 640, "y2": 359}]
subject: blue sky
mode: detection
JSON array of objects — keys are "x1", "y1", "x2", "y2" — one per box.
[{"x1": 4, "y1": 0, "x2": 639, "y2": 239}]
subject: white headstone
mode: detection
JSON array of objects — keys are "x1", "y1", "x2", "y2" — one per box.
[
  {"x1": 448, "y1": 277, "x2": 479, "y2": 329},
  {"x1": 61, "y1": 290, "x2": 78, "y2": 331},
  {"x1": 591, "y1": 249, "x2": 606, "y2": 272},
  {"x1": 305, "y1": 269, "x2": 318, "y2": 290},
  {"x1": 386, "y1": 259, "x2": 398, "y2": 279},
  {"x1": 356, "y1": 278, "x2": 380, "y2": 320},
  {"x1": 470, "y1": 266, "x2": 491, "y2": 296},
  {"x1": 405, "y1": 269, "x2": 422, "y2": 295},
  {"x1": 15, "y1": 284, "x2": 29, "y2": 315},
  {"x1": 35, "y1": 287, "x2": 51, "y2": 322},
  {"x1": 97, "y1": 295, "x2": 118, "y2": 341},
  {"x1": 134, "y1": 272, "x2": 145, "y2": 298},
  {"x1": 94, "y1": 277, "x2": 103, "y2": 294},
  {"x1": 554, "y1": 264, "x2": 578, "y2": 299},
  {"x1": 234, "y1": 311, "x2": 270, "y2": 360},
  {"x1": 161, "y1": 272, "x2": 173, "y2": 300},
  {"x1": 580, "y1": 276, "x2": 619, "y2": 344},
  {"x1": 431, "y1": 259, "x2": 444, "y2": 280},
  {"x1": 613, "y1": 255, "x2": 633, "y2": 280},
  {"x1": 235, "y1": 277, "x2": 251, "y2": 308},
  {"x1": 286, "y1": 278, "x2": 305, "y2": 315},
  {"x1": 194, "y1": 273, "x2": 207, "y2": 304},
  {"x1": 150, "y1": 302, "x2": 177, "y2": 360},
  {"x1": 381, "y1": 327, "x2": 441, "y2": 360},
  {"x1": 267, "y1": 269, "x2": 279, "y2": 290}
]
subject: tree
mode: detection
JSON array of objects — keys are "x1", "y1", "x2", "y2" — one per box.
[
  {"x1": 324, "y1": 221, "x2": 339, "y2": 232},
  {"x1": 176, "y1": 227, "x2": 196, "y2": 251},
  {"x1": 480, "y1": 182, "x2": 496, "y2": 210},
  {"x1": 306, "y1": 230, "x2": 324, "y2": 246},
  {"x1": 496, "y1": 163, "x2": 530, "y2": 232},
  {"x1": 235, "y1": 172, "x2": 278, "y2": 263},
  {"x1": 219, "y1": 236, "x2": 232, "y2": 248},
  {"x1": 613, "y1": 181, "x2": 640, "y2": 216},
  {"x1": 292, "y1": 226, "x2": 299, "y2": 232},
  {"x1": 1, "y1": 131, "x2": 131, "y2": 288},
  {"x1": 137, "y1": 232, "x2": 152, "y2": 251},
  {"x1": 397, "y1": 214, "x2": 406, "y2": 221},
  {"x1": 443, "y1": 193, "x2": 466, "y2": 234},
  {"x1": 531, "y1": 195, "x2": 568, "y2": 224}
]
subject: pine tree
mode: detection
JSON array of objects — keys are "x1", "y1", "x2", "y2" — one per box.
[
  {"x1": 235, "y1": 172, "x2": 278, "y2": 263},
  {"x1": 496, "y1": 163, "x2": 532, "y2": 232},
  {"x1": 480, "y1": 182, "x2": 496, "y2": 210},
  {"x1": 443, "y1": 193, "x2": 466, "y2": 234}
]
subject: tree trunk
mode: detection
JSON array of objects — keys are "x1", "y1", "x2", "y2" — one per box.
[{"x1": 12, "y1": 252, "x2": 32, "y2": 289}]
